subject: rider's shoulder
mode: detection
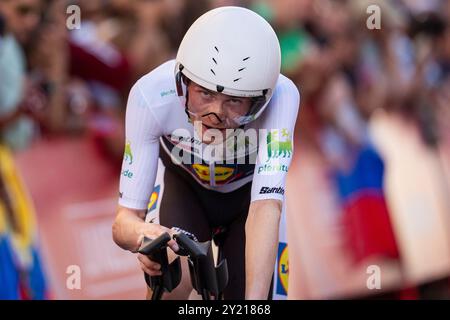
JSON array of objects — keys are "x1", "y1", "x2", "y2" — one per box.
[
  {"x1": 131, "y1": 59, "x2": 179, "y2": 108},
  {"x1": 273, "y1": 74, "x2": 300, "y2": 98}
]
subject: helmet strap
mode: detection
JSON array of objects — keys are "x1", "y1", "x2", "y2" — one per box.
[
  {"x1": 184, "y1": 90, "x2": 194, "y2": 124},
  {"x1": 175, "y1": 64, "x2": 185, "y2": 97}
]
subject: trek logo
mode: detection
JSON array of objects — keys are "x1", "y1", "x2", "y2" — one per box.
[
  {"x1": 267, "y1": 129, "x2": 292, "y2": 159},
  {"x1": 123, "y1": 141, "x2": 133, "y2": 165},
  {"x1": 121, "y1": 169, "x2": 133, "y2": 179},
  {"x1": 170, "y1": 134, "x2": 202, "y2": 146},
  {"x1": 259, "y1": 186, "x2": 285, "y2": 195}
]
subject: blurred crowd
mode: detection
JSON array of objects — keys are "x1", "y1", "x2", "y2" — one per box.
[
  {"x1": 1, "y1": 0, "x2": 450, "y2": 299},
  {"x1": 1, "y1": 0, "x2": 449, "y2": 158},
  {"x1": 0, "y1": 0, "x2": 212, "y2": 162}
]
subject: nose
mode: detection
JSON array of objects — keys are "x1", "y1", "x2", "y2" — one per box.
[
  {"x1": 203, "y1": 112, "x2": 223, "y2": 126},
  {"x1": 203, "y1": 101, "x2": 226, "y2": 125},
  {"x1": 208, "y1": 100, "x2": 226, "y2": 118}
]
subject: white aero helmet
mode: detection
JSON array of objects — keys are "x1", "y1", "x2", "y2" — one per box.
[{"x1": 175, "y1": 6, "x2": 281, "y2": 126}]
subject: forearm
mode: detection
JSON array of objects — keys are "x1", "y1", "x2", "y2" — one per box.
[
  {"x1": 245, "y1": 200, "x2": 282, "y2": 300},
  {"x1": 112, "y1": 206, "x2": 147, "y2": 252}
]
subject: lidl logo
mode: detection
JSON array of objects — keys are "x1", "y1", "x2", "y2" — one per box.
[
  {"x1": 276, "y1": 242, "x2": 289, "y2": 296},
  {"x1": 124, "y1": 141, "x2": 133, "y2": 165},
  {"x1": 267, "y1": 129, "x2": 292, "y2": 159},
  {"x1": 147, "y1": 185, "x2": 161, "y2": 212},
  {"x1": 192, "y1": 164, "x2": 234, "y2": 183}
]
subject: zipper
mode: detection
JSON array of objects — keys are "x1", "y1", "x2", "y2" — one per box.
[{"x1": 210, "y1": 161, "x2": 215, "y2": 186}]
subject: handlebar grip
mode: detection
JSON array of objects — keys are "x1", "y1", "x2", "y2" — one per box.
[
  {"x1": 138, "y1": 232, "x2": 171, "y2": 256},
  {"x1": 173, "y1": 232, "x2": 203, "y2": 257}
]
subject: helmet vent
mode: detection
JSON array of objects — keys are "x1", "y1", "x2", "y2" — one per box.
[
  {"x1": 238, "y1": 67, "x2": 246, "y2": 72},
  {"x1": 233, "y1": 78, "x2": 242, "y2": 82},
  {"x1": 243, "y1": 56, "x2": 250, "y2": 61},
  {"x1": 211, "y1": 47, "x2": 219, "y2": 75}
]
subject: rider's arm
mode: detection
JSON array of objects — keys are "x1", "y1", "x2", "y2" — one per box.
[
  {"x1": 113, "y1": 81, "x2": 167, "y2": 250},
  {"x1": 113, "y1": 205, "x2": 178, "y2": 253},
  {"x1": 246, "y1": 77, "x2": 300, "y2": 299},
  {"x1": 113, "y1": 205, "x2": 147, "y2": 252},
  {"x1": 118, "y1": 81, "x2": 163, "y2": 210},
  {"x1": 245, "y1": 199, "x2": 282, "y2": 299}
]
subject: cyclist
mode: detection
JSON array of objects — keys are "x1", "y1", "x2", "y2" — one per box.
[{"x1": 112, "y1": 6, "x2": 300, "y2": 300}]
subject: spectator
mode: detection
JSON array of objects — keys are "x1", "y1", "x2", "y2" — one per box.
[{"x1": 0, "y1": 0, "x2": 42, "y2": 151}]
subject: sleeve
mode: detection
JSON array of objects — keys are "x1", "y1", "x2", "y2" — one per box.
[
  {"x1": 251, "y1": 79, "x2": 300, "y2": 203},
  {"x1": 118, "y1": 82, "x2": 163, "y2": 210}
]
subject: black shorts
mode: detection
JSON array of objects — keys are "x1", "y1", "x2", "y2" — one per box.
[{"x1": 158, "y1": 146, "x2": 251, "y2": 300}]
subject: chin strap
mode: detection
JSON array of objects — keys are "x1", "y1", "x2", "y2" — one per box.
[
  {"x1": 176, "y1": 65, "x2": 194, "y2": 125},
  {"x1": 184, "y1": 91, "x2": 194, "y2": 124}
]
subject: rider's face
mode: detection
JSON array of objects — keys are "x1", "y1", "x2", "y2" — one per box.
[{"x1": 186, "y1": 81, "x2": 252, "y2": 131}]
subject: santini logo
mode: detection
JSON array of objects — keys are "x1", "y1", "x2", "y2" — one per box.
[{"x1": 259, "y1": 186, "x2": 285, "y2": 195}]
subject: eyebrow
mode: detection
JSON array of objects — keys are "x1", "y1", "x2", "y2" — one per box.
[
  {"x1": 199, "y1": 87, "x2": 216, "y2": 94},
  {"x1": 195, "y1": 84, "x2": 245, "y2": 100},
  {"x1": 193, "y1": 84, "x2": 213, "y2": 92}
]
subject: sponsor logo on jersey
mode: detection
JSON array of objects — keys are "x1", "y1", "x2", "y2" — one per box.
[
  {"x1": 119, "y1": 191, "x2": 123, "y2": 198},
  {"x1": 192, "y1": 164, "x2": 234, "y2": 183},
  {"x1": 160, "y1": 89, "x2": 176, "y2": 97},
  {"x1": 123, "y1": 141, "x2": 133, "y2": 165},
  {"x1": 168, "y1": 134, "x2": 202, "y2": 155},
  {"x1": 169, "y1": 134, "x2": 202, "y2": 146},
  {"x1": 257, "y1": 163, "x2": 289, "y2": 174},
  {"x1": 259, "y1": 186, "x2": 285, "y2": 195},
  {"x1": 147, "y1": 185, "x2": 161, "y2": 212},
  {"x1": 121, "y1": 169, "x2": 133, "y2": 179},
  {"x1": 276, "y1": 242, "x2": 289, "y2": 295},
  {"x1": 267, "y1": 129, "x2": 292, "y2": 159}
]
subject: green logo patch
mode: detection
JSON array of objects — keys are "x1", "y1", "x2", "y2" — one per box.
[
  {"x1": 267, "y1": 129, "x2": 292, "y2": 159},
  {"x1": 124, "y1": 141, "x2": 133, "y2": 165}
]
